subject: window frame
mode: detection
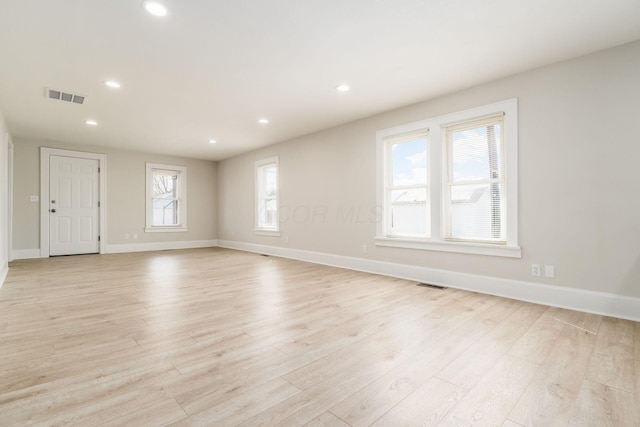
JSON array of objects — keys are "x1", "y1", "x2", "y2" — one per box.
[
  {"x1": 254, "y1": 156, "x2": 280, "y2": 236},
  {"x1": 375, "y1": 98, "x2": 520, "y2": 258},
  {"x1": 145, "y1": 162, "x2": 188, "y2": 233}
]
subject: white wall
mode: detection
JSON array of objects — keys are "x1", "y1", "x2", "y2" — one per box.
[
  {"x1": 0, "y1": 110, "x2": 11, "y2": 285},
  {"x1": 12, "y1": 138, "x2": 217, "y2": 255},
  {"x1": 218, "y1": 40, "x2": 640, "y2": 300}
]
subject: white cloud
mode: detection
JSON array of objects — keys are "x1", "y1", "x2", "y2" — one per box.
[
  {"x1": 408, "y1": 150, "x2": 426, "y2": 166},
  {"x1": 394, "y1": 167, "x2": 427, "y2": 186}
]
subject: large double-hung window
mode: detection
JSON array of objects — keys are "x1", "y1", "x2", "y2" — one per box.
[{"x1": 376, "y1": 99, "x2": 520, "y2": 257}]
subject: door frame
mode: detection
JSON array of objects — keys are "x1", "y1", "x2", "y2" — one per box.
[
  {"x1": 40, "y1": 148, "x2": 107, "y2": 258},
  {"x1": 7, "y1": 134, "x2": 13, "y2": 261}
]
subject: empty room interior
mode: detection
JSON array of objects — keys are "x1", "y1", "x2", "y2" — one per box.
[{"x1": 1, "y1": 1, "x2": 640, "y2": 426}]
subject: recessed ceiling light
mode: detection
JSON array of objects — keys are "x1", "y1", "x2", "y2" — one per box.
[
  {"x1": 336, "y1": 84, "x2": 350, "y2": 92},
  {"x1": 85, "y1": 120, "x2": 98, "y2": 126},
  {"x1": 142, "y1": 0, "x2": 169, "y2": 17},
  {"x1": 258, "y1": 118, "x2": 269, "y2": 124},
  {"x1": 105, "y1": 81, "x2": 121, "y2": 89},
  {"x1": 208, "y1": 139, "x2": 217, "y2": 144}
]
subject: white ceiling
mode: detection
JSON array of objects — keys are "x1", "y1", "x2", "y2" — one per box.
[{"x1": 1, "y1": 0, "x2": 639, "y2": 161}]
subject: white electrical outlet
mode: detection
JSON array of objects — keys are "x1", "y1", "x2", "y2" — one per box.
[
  {"x1": 125, "y1": 233, "x2": 130, "y2": 240},
  {"x1": 545, "y1": 265, "x2": 555, "y2": 278},
  {"x1": 30, "y1": 195, "x2": 39, "y2": 202},
  {"x1": 133, "y1": 233, "x2": 138, "y2": 240},
  {"x1": 362, "y1": 244, "x2": 368, "y2": 254},
  {"x1": 531, "y1": 264, "x2": 541, "y2": 277},
  {"x1": 285, "y1": 236, "x2": 289, "y2": 243}
]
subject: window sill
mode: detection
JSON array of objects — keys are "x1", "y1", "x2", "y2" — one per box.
[
  {"x1": 254, "y1": 229, "x2": 281, "y2": 237},
  {"x1": 375, "y1": 236, "x2": 521, "y2": 258},
  {"x1": 145, "y1": 226, "x2": 188, "y2": 233}
]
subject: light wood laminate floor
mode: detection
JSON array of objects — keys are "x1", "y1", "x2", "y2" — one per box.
[{"x1": 1, "y1": 248, "x2": 638, "y2": 426}]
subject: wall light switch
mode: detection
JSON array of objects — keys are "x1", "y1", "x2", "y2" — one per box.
[
  {"x1": 545, "y1": 265, "x2": 555, "y2": 278},
  {"x1": 30, "y1": 195, "x2": 39, "y2": 202}
]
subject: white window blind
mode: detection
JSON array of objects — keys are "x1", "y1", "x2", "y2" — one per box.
[{"x1": 444, "y1": 114, "x2": 506, "y2": 243}]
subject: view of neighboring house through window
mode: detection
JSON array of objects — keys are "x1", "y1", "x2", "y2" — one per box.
[
  {"x1": 376, "y1": 98, "x2": 520, "y2": 257},
  {"x1": 255, "y1": 157, "x2": 279, "y2": 234},
  {"x1": 145, "y1": 163, "x2": 187, "y2": 232}
]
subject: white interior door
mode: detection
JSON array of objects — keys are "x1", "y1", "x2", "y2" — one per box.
[{"x1": 49, "y1": 155, "x2": 100, "y2": 256}]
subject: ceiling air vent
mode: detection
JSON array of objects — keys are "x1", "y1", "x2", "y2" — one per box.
[{"x1": 45, "y1": 88, "x2": 85, "y2": 104}]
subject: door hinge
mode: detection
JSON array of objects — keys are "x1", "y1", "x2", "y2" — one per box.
[
  {"x1": 98, "y1": 167, "x2": 101, "y2": 173},
  {"x1": 98, "y1": 201, "x2": 100, "y2": 207},
  {"x1": 98, "y1": 235, "x2": 101, "y2": 241}
]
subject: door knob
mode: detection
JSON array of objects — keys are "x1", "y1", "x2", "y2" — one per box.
[{"x1": 50, "y1": 209, "x2": 56, "y2": 213}]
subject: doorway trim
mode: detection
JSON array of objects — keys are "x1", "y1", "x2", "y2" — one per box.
[
  {"x1": 7, "y1": 135, "x2": 13, "y2": 262},
  {"x1": 40, "y1": 148, "x2": 107, "y2": 258}
]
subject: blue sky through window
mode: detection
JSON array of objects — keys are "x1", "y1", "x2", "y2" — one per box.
[{"x1": 392, "y1": 137, "x2": 427, "y2": 187}]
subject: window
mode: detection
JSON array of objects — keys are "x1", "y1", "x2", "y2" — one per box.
[
  {"x1": 445, "y1": 115, "x2": 505, "y2": 243},
  {"x1": 386, "y1": 131, "x2": 429, "y2": 238},
  {"x1": 145, "y1": 163, "x2": 187, "y2": 232},
  {"x1": 255, "y1": 157, "x2": 279, "y2": 235},
  {"x1": 376, "y1": 99, "x2": 520, "y2": 257}
]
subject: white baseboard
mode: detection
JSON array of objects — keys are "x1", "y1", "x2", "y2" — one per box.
[
  {"x1": 11, "y1": 241, "x2": 219, "y2": 258},
  {"x1": 0, "y1": 263, "x2": 7, "y2": 289},
  {"x1": 217, "y1": 240, "x2": 640, "y2": 322},
  {"x1": 11, "y1": 249, "x2": 42, "y2": 260},
  {"x1": 106, "y1": 239, "x2": 218, "y2": 254}
]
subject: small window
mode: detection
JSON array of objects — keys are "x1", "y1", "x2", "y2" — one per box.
[
  {"x1": 255, "y1": 157, "x2": 279, "y2": 235},
  {"x1": 145, "y1": 163, "x2": 187, "y2": 232}
]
